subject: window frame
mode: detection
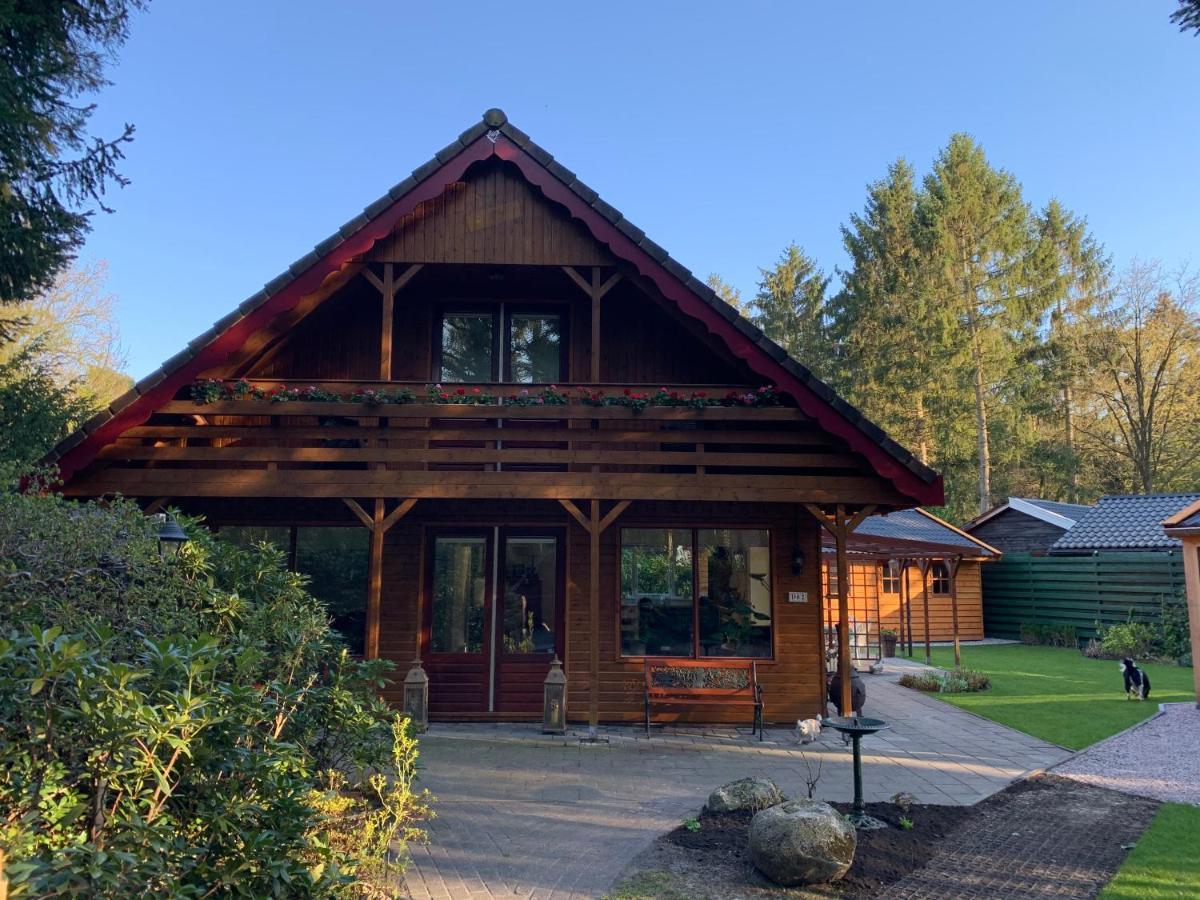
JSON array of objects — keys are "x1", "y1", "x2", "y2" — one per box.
[
  {"x1": 881, "y1": 559, "x2": 902, "y2": 595},
  {"x1": 433, "y1": 302, "x2": 569, "y2": 384},
  {"x1": 617, "y1": 525, "x2": 775, "y2": 661},
  {"x1": 931, "y1": 561, "x2": 952, "y2": 595}
]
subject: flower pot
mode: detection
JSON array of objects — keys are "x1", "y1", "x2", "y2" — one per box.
[{"x1": 881, "y1": 634, "x2": 897, "y2": 658}]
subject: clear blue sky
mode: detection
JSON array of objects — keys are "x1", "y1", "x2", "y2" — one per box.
[{"x1": 82, "y1": 1, "x2": 1199, "y2": 380}]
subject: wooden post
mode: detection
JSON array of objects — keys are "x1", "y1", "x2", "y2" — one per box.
[
  {"x1": 558, "y1": 498, "x2": 630, "y2": 730},
  {"x1": 947, "y1": 556, "x2": 963, "y2": 668},
  {"x1": 917, "y1": 559, "x2": 933, "y2": 666},
  {"x1": 590, "y1": 266, "x2": 602, "y2": 383},
  {"x1": 380, "y1": 262, "x2": 394, "y2": 380},
  {"x1": 589, "y1": 499, "x2": 601, "y2": 728},
  {"x1": 344, "y1": 497, "x2": 419, "y2": 660},
  {"x1": 902, "y1": 559, "x2": 914, "y2": 657},
  {"x1": 366, "y1": 499, "x2": 385, "y2": 659}
]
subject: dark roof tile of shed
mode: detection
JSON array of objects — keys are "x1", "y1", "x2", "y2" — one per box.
[{"x1": 1049, "y1": 493, "x2": 1200, "y2": 552}]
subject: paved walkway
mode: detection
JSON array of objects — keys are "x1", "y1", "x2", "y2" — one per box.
[
  {"x1": 1055, "y1": 702, "x2": 1200, "y2": 806},
  {"x1": 403, "y1": 674, "x2": 1068, "y2": 899}
]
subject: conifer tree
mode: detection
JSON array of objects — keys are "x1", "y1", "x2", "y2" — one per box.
[{"x1": 751, "y1": 244, "x2": 831, "y2": 377}]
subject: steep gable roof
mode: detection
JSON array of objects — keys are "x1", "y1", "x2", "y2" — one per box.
[
  {"x1": 1049, "y1": 493, "x2": 1200, "y2": 553},
  {"x1": 1163, "y1": 498, "x2": 1200, "y2": 533},
  {"x1": 48, "y1": 108, "x2": 943, "y2": 506},
  {"x1": 965, "y1": 496, "x2": 1090, "y2": 532}
]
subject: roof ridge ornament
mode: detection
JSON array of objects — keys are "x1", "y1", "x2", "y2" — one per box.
[{"x1": 483, "y1": 108, "x2": 507, "y2": 144}]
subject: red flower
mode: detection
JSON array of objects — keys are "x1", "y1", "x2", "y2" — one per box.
[
  {"x1": 669, "y1": 391, "x2": 679, "y2": 399},
  {"x1": 439, "y1": 392, "x2": 448, "y2": 400},
  {"x1": 623, "y1": 388, "x2": 632, "y2": 396},
  {"x1": 456, "y1": 387, "x2": 466, "y2": 395},
  {"x1": 695, "y1": 391, "x2": 707, "y2": 398}
]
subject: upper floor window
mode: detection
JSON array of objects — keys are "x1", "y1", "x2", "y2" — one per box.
[
  {"x1": 931, "y1": 561, "x2": 951, "y2": 595},
  {"x1": 437, "y1": 307, "x2": 564, "y2": 383}
]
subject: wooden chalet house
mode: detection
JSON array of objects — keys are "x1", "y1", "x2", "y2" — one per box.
[{"x1": 49, "y1": 109, "x2": 943, "y2": 727}]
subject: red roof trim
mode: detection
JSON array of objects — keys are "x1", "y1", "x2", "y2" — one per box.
[
  {"x1": 55, "y1": 130, "x2": 943, "y2": 506},
  {"x1": 492, "y1": 141, "x2": 943, "y2": 505}
]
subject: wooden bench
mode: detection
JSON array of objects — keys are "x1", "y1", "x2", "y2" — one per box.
[{"x1": 644, "y1": 658, "x2": 764, "y2": 740}]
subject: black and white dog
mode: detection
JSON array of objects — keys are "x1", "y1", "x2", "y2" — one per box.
[{"x1": 1120, "y1": 658, "x2": 1151, "y2": 700}]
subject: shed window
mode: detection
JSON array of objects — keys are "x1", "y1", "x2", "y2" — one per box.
[
  {"x1": 931, "y1": 562, "x2": 951, "y2": 595},
  {"x1": 881, "y1": 559, "x2": 902, "y2": 594},
  {"x1": 620, "y1": 528, "x2": 772, "y2": 659}
]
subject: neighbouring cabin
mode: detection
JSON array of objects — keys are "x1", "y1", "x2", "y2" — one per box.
[
  {"x1": 964, "y1": 497, "x2": 1090, "y2": 554},
  {"x1": 818, "y1": 508, "x2": 999, "y2": 663},
  {"x1": 48, "y1": 109, "x2": 943, "y2": 726}
]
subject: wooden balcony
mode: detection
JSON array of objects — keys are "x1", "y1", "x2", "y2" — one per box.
[{"x1": 68, "y1": 381, "x2": 906, "y2": 504}]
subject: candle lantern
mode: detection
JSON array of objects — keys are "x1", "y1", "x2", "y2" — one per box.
[
  {"x1": 542, "y1": 655, "x2": 568, "y2": 734},
  {"x1": 403, "y1": 657, "x2": 429, "y2": 733}
]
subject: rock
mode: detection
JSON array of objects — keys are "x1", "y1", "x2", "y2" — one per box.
[
  {"x1": 706, "y1": 777, "x2": 785, "y2": 813},
  {"x1": 748, "y1": 799, "x2": 856, "y2": 885}
]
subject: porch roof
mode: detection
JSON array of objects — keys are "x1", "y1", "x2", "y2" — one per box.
[{"x1": 821, "y1": 507, "x2": 1000, "y2": 560}]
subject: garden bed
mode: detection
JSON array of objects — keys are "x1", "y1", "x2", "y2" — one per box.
[{"x1": 610, "y1": 798, "x2": 973, "y2": 898}]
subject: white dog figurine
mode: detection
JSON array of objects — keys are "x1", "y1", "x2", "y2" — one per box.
[{"x1": 796, "y1": 715, "x2": 823, "y2": 744}]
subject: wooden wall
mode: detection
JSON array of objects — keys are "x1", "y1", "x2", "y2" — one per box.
[
  {"x1": 372, "y1": 499, "x2": 825, "y2": 724},
  {"x1": 821, "y1": 560, "x2": 986, "y2": 645},
  {"x1": 967, "y1": 509, "x2": 1067, "y2": 553},
  {"x1": 367, "y1": 161, "x2": 612, "y2": 267}
]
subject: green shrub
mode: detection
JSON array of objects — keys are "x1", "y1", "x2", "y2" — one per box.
[
  {"x1": 0, "y1": 488, "x2": 431, "y2": 897},
  {"x1": 1020, "y1": 623, "x2": 1077, "y2": 648},
  {"x1": 1097, "y1": 621, "x2": 1159, "y2": 659},
  {"x1": 898, "y1": 667, "x2": 990, "y2": 693},
  {"x1": 1161, "y1": 592, "x2": 1191, "y2": 662}
]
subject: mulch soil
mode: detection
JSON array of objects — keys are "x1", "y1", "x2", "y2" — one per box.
[{"x1": 610, "y1": 775, "x2": 1160, "y2": 900}]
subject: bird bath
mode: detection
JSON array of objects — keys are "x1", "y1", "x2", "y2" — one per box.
[{"x1": 825, "y1": 716, "x2": 889, "y2": 829}]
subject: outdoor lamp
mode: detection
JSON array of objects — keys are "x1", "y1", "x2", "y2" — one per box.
[
  {"x1": 791, "y1": 546, "x2": 806, "y2": 577},
  {"x1": 403, "y1": 657, "x2": 429, "y2": 733},
  {"x1": 542, "y1": 655, "x2": 568, "y2": 734},
  {"x1": 153, "y1": 513, "x2": 188, "y2": 560}
]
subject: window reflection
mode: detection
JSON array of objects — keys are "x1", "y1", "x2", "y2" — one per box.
[
  {"x1": 620, "y1": 528, "x2": 695, "y2": 657},
  {"x1": 440, "y1": 313, "x2": 494, "y2": 382},
  {"x1": 508, "y1": 314, "x2": 561, "y2": 383},
  {"x1": 431, "y1": 536, "x2": 487, "y2": 653},
  {"x1": 502, "y1": 536, "x2": 557, "y2": 653},
  {"x1": 698, "y1": 529, "x2": 772, "y2": 658}
]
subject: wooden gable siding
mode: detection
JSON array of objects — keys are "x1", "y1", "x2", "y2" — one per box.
[
  {"x1": 967, "y1": 509, "x2": 1067, "y2": 553},
  {"x1": 366, "y1": 161, "x2": 612, "y2": 267},
  {"x1": 373, "y1": 499, "x2": 825, "y2": 724}
]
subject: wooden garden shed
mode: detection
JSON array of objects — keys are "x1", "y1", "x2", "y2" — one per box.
[
  {"x1": 46, "y1": 109, "x2": 943, "y2": 726},
  {"x1": 819, "y1": 508, "x2": 1000, "y2": 665}
]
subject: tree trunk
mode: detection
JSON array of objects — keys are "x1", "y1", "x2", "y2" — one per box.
[
  {"x1": 1063, "y1": 384, "x2": 1077, "y2": 503},
  {"x1": 967, "y1": 312, "x2": 992, "y2": 515},
  {"x1": 915, "y1": 393, "x2": 929, "y2": 466}
]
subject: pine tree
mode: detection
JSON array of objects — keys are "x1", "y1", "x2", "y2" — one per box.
[
  {"x1": 705, "y1": 273, "x2": 747, "y2": 314},
  {"x1": 919, "y1": 135, "x2": 1051, "y2": 515},
  {"x1": 751, "y1": 244, "x2": 831, "y2": 377}
]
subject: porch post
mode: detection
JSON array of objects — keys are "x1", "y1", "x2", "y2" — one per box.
[
  {"x1": 343, "y1": 497, "x2": 419, "y2": 660},
  {"x1": 833, "y1": 506, "x2": 853, "y2": 715},
  {"x1": 916, "y1": 558, "x2": 933, "y2": 667},
  {"x1": 589, "y1": 499, "x2": 601, "y2": 729},
  {"x1": 901, "y1": 559, "x2": 915, "y2": 657},
  {"x1": 947, "y1": 555, "x2": 963, "y2": 667}
]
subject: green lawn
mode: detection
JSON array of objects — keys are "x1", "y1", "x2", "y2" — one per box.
[
  {"x1": 915, "y1": 644, "x2": 1194, "y2": 749},
  {"x1": 1100, "y1": 804, "x2": 1200, "y2": 899}
]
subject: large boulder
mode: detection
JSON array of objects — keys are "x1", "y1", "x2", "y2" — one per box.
[
  {"x1": 748, "y1": 799, "x2": 856, "y2": 885},
  {"x1": 706, "y1": 777, "x2": 785, "y2": 813}
]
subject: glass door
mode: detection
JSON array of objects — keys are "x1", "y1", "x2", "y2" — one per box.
[
  {"x1": 494, "y1": 530, "x2": 564, "y2": 714},
  {"x1": 425, "y1": 532, "x2": 491, "y2": 713}
]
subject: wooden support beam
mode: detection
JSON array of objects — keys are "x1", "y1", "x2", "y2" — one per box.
[
  {"x1": 366, "y1": 499, "x2": 385, "y2": 659},
  {"x1": 558, "y1": 498, "x2": 591, "y2": 532},
  {"x1": 142, "y1": 496, "x2": 169, "y2": 516},
  {"x1": 589, "y1": 499, "x2": 601, "y2": 729},
  {"x1": 846, "y1": 504, "x2": 877, "y2": 533},
  {"x1": 832, "y1": 505, "x2": 853, "y2": 715},
  {"x1": 590, "y1": 267, "x2": 603, "y2": 383},
  {"x1": 597, "y1": 271, "x2": 622, "y2": 300},
  {"x1": 946, "y1": 556, "x2": 962, "y2": 667},
  {"x1": 380, "y1": 497, "x2": 419, "y2": 534},
  {"x1": 342, "y1": 497, "x2": 374, "y2": 530},
  {"x1": 915, "y1": 559, "x2": 934, "y2": 666},
  {"x1": 598, "y1": 500, "x2": 631, "y2": 533},
  {"x1": 380, "y1": 263, "x2": 393, "y2": 380},
  {"x1": 560, "y1": 265, "x2": 592, "y2": 297}
]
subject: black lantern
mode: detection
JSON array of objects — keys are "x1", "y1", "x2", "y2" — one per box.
[
  {"x1": 542, "y1": 655, "x2": 567, "y2": 734},
  {"x1": 791, "y1": 546, "x2": 806, "y2": 577},
  {"x1": 154, "y1": 514, "x2": 188, "y2": 560}
]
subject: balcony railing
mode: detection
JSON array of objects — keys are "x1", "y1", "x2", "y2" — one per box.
[{"x1": 73, "y1": 381, "x2": 895, "y2": 503}]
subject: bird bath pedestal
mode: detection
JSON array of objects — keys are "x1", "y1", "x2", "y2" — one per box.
[{"x1": 825, "y1": 716, "x2": 889, "y2": 830}]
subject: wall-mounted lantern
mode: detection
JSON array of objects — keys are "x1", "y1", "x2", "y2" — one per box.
[
  {"x1": 403, "y1": 657, "x2": 429, "y2": 733},
  {"x1": 542, "y1": 655, "x2": 568, "y2": 734},
  {"x1": 791, "y1": 546, "x2": 806, "y2": 577},
  {"x1": 153, "y1": 513, "x2": 189, "y2": 560}
]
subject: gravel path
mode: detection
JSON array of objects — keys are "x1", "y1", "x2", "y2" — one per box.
[{"x1": 1054, "y1": 702, "x2": 1200, "y2": 806}]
